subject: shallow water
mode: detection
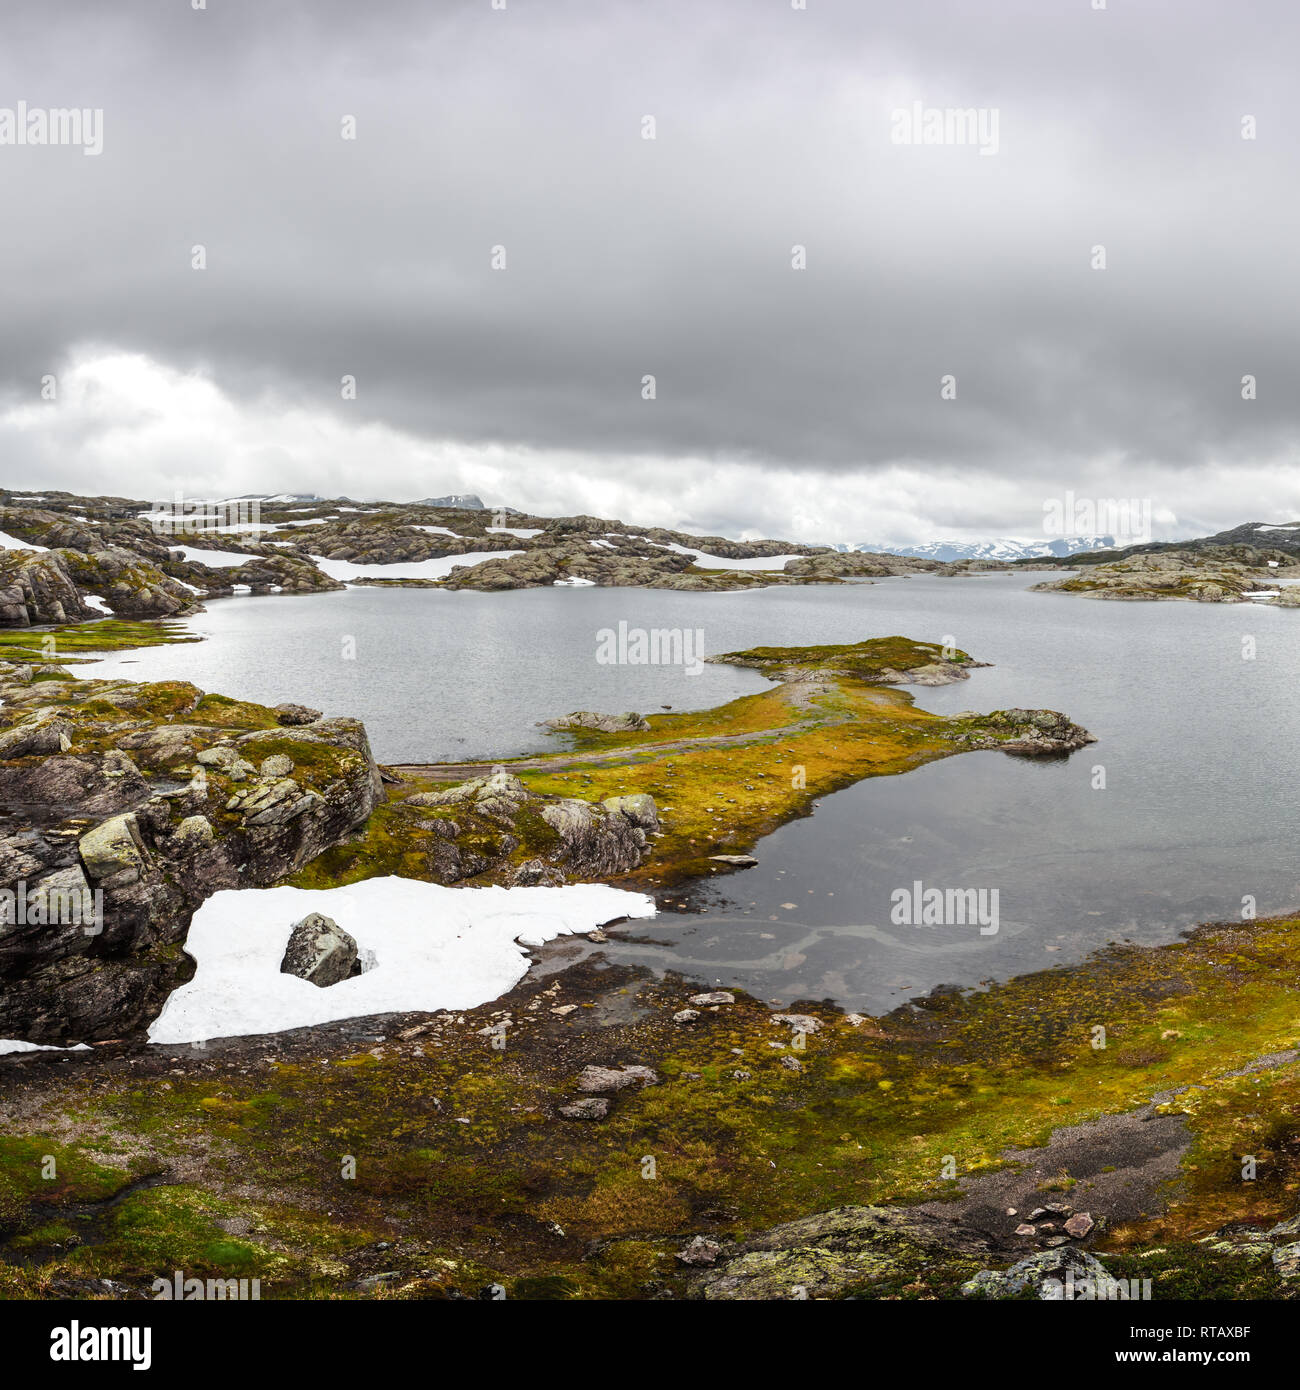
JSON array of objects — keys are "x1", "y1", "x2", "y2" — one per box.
[{"x1": 91, "y1": 575, "x2": 1300, "y2": 1012}]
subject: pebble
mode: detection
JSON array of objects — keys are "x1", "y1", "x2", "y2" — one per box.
[
  {"x1": 676, "y1": 1236, "x2": 722, "y2": 1267},
  {"x1": 558, "y1": 1097, "x2": 609, "y2": 1120}
]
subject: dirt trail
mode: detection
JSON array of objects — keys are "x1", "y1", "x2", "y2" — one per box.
[{"x1": 390, "y1": 681, "x2": 897, "y2": 780}]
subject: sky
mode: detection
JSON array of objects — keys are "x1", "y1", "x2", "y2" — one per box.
[{"x1": 0, "y1": 0, "x2": 1297, "y2": 547}]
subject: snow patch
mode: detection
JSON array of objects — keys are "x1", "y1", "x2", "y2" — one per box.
[
  {"x1": 0, "y1": 530, "x2": 49, "y2": 552},
  {"x1": 171, "y1": 545, "x2": 258, "y2": 567},
  {"x1": 308, "y1": 550, "x2": 522, "y2": 582},
  {"x1": 147, "y1": 878, "x2": 654, "y2": 1044}
]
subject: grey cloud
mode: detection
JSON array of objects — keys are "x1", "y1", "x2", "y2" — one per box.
[{"x1": 0, "y1": 0, "x2": 1297, "y2": 533}]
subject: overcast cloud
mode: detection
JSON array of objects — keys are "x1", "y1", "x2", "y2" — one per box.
[{"x1": 0, "y1": 0, "x2": 1296, "y2": 545}]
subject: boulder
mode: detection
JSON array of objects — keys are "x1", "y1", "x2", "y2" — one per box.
[
  {"x1": 603, "y1": 792, "x2": 659, "y2": 829},
  {"x1": 558, "y1": 1097, "x2": 609, "y2": 1120},
  {"x1": 275, "y1": 703, "x2": 322, "y2": 726},
  {"x1": 280, "y1": 912, "x2": 360, "y2": 988},
  {"x1": 576, "y1": 1064, "x2": 659, "y2": 1093},
  {"x1": 691, "y1": 1205, "x2": 997, "y2": 1300},
  {"x1": 961, "y1": 1246, "x2": 1115, "y2": 1300},
  {"x1": 544, "y1": 711, "x2": 650, "y2": 733}
]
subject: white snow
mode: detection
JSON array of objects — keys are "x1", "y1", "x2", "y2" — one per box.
[
  {"x1": 307, "y1": 550, "x2": 522, "y2": 582},
  {"x1": 657, "y1": 543, "x2": 802, "y2": 571},
  {"x1": 147, "y1": 878, "x2": 654, "y2": 1044},
  {"x1": 171, "y1": 545, "x2": 257, "y2": 567},
  {"x1": 83, "y1": 595, "x2": 112, "y2": 614},
  {"x1": 412, "y1": 525, "x2": 459, "y2": 536},
  {"x1": 553, "y1": 576, "x2": 597, "y2": 587},
  {"x1": 488, "y1": 526, "x2": 542, "y2": 538},
  {"x1": 0, "y1": 529, "x2": 49, "y2": 552},
  {"x1": 0, "y1": 1040, "x2": 91, "y2": 1056}
]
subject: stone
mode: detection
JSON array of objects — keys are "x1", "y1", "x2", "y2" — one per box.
[
  {"x1": 677, "y1": 1236, "x2": 722, "y2": 1267},
  {"x1": 1064, "y1": 1213, "x2": 1095, "y2": 1239},
  {"x1": 575, "y1": 1064, "x2": 658, "y2": 1093},
  {"x1": 0, "y1": 713, "x2": 73, "y2": 759},
  {"x1": 602, "y1": 792, "x2": 660, "y2": 829},
  {"x1": 170, "y1": 815, "x2": 215, "y2": 849},
  {"x1": 1266, "y1": 1213, "x2": 1300, "y2": 1241},
  {"x1": 279, "y1": 912, "x2": 360, "y2": 988},
  {"x1": 673, "y1": 1009, "x2": 701, "y2": 1024},
  {"x1": 544, "y1": 711, "x2": 650, "y2": 733},
  {"x1": 772, "y1": 1013, "x2": 822, "y2": 1034},
  {"x1": 688, "y1": 991, "x2": 734, "y2": 1006},
  {"x1": 961, "y1": 1246, "x2": 1114, "y2": 1301},
  {"x1": 260, "y1": 754, "x2": 295, "y2": 778},
  {"x1": 274, "y1": 703, "x2": 322, "y2": 725},
  {"x1": 709, "y1": 854, "x2": 758, "y2": 867},
  {"x1": 558, "y1": 1097, "x2": 609, "y2": 1120},
  {"x1": 78, "y1": 813, "x2": 146, "y2": 882},
  {"x1": 692, "y1": 1205, "x2": 998, "y2": 1301}
]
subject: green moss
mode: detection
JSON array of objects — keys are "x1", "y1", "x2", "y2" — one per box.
[{"x1": 0, "y1": 619, "x2": 198, "y2": 666}]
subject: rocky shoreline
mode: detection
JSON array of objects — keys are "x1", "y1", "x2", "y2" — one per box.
[{"x1": 1, "y1": 503, "x2": 1298, "y2": 1300}]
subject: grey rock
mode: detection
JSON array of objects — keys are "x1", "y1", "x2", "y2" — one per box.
[
  {"x1": 677, "y1": 1236, "x2": 722, "y2": 1267},
  {"x1": 545, "y1": 711, "x2": 650, "y2": 733},
  {"x1": 274, "y1": 703, "x2": 322, "y2": 726},
  {"x1": 279, "y1": 912, "x2": 359, "y2": 988},
  {"x1": 558, "y1": 1097, "x2": 609, "y2": 1120},
  {"x1": 962, "y1": 1246, "x2": 1114, "y2": 1301},
  {"x1": 576, "y1": 1064, "x2": 659, "y2": 1093},
  {"x1": 772, "y1": 1012, "x2": 822, "y2": 1034},
  {"x1": 1273, "y1": 1241, "x2": 1300, "y2": 1279}
]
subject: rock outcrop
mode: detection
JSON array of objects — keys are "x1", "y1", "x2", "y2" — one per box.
[
  {"x1": 961, "y1": 708, "x2": 1098, "y2": 756},
  {"x1": 1031, "y1": 551, "x2": 1297, "y2": 604},
  {"x1": 543, "y1": 711, "x2": 651, "y2": 734},
  {"x1": 0, "y1": 664, "x2": 384, "y2": 1042},
  {"x1": 374, "y1": 772, "x2": 660, "y2": 887},
  {"x1": 689, "y1": 1205, "x2": 998, "y2": 1300},
  {"x1": 0, "y1": 550, "x2": 98, "y2": 627}
]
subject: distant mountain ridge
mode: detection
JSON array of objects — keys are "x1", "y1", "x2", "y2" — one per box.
[
  {"x1": 412, "y1": 494, "x2": 486, "y2": 510},
  {"x1": 849, "y1": 536, "x2": 1120, "y2": 563}
]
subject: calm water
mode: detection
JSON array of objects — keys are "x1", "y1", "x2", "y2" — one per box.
[{"x1": 92, "y1": 576, "x2": 1300, "y2": 1012}]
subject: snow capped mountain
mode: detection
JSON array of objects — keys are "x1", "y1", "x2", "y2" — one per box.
[{"x1": 846, "y1": 536, "x2": 1121, "y2": 563}]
